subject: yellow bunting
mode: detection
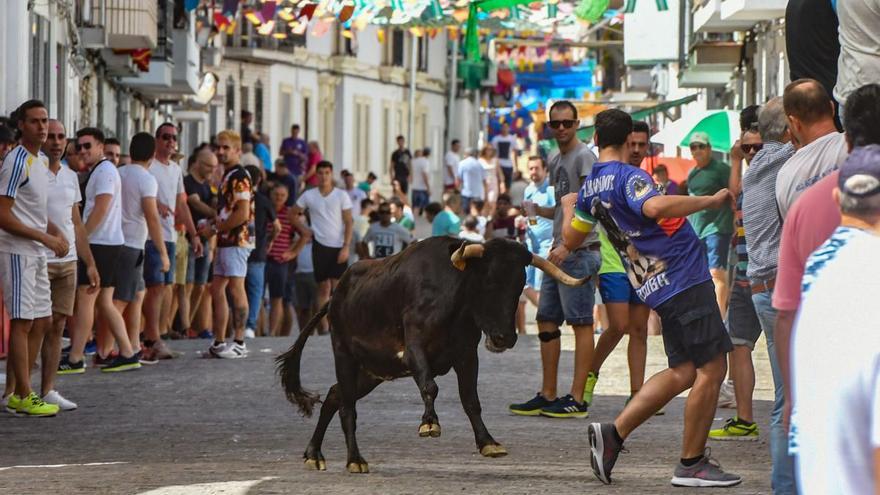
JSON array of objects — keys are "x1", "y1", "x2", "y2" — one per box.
[
  {"x1": 257, "y1": 19, "x2": 275, "y2": 35},
  {"x1": 342, "y1": 28, "x2": 353, "y2": 38},
  {"x1": 245, "y1": 10, "x2": 263, "y2": 25},
  {"x1": 377, "y1": 29, "x2": 385, "y2": 43}
]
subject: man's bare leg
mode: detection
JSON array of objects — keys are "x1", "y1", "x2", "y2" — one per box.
[
  {"x1": 227, "y1": 276, "x2": 248, "y2": 342},
  {"x1": 40, "y1": 314, "x2": 67, "y2": 396},
  {"x1": 681, "y1": 354, "x2": 726, "y2": 457},
  {"x1": 8, "y1": 320, "x2": 35, "y2": 398},
  {"x1": 211, "y1": 277, "x2": 230, "y2": 343},
  {"x1": 729, "y1": 345, "x2": 756, "y2": 422},
  {"x1": 538, "y1": 321, "x2": 561, "y2": 400},
  {"x1": 143, "y1": 285, "x2": 165, "y2": 343},
  {"x1": 316, "y1": 279, "x2": 331, "y2": 333},
  {"x1": 570, "y1": 325, "x2": 594, "y2": 403},
  {"x1": 627, "y1": 304, "x2": 651, "y2": 393},
  {"x1": 590, "y1": 303, "x2": 629, "y2": 375},
  {"x1": 615, "y1": 362, "x2": 697, "y2": 439},
  {"x1": 96, "y1": 289, "x2": 135, "y2": 358},
  {"x1": 68, "y1": 288, "x2": 97, "y2": 364},
  {"x1": 711, "y1": 268, "x2": 729, "y2": 319}
]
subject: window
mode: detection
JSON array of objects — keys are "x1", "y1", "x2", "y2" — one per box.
[
  {"x1": 240, "y1": 85, "x2": 250, "y2": 117},
  {"x1": 280, "y1": 87, "x2": 293, "y2": 138},
  {"x1": 391, "y1": 30, "x2": 405, "y2": 67},
  {"x1": 417, "y1": 35, "x2": 429, "y2": 72},
  {"x1": 303, "y1": 95, "x2": 311, "y2": 141},
  {"x1": 354, "y1": 98, "x2": 371, "y2": 174},
  {"x1": 29, "y1": 14, "x2": 50, "y2": 104},
  {"x1": 254, "y1": 81, "x2": 263, "y2": 133},
  {"x1": 225, "y1": 76, "x2": 235, "y2": 130},
  {"x1": 335, "y1": 26, "x2": 356, "y2": 56},
  {"x1": 210, "y1": 104, "x2": 219, "y2": 138}
]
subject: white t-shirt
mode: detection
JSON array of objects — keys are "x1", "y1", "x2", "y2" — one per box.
[
  {"x1": 83, "y1": 160, "x2": 124, "y2": 246},
  {"x1": 411, "y1": 157, "x2": 430, "y2": 191},
  {"x1": 119, "y1": 164, "x2": 159, "y2": 249},
  {"x1": 834, "y1": 0, "x2": 880, "y2": 108},
  {"x1": 296, "y1": 187, "x2": 352, "y2": 248},
  {"x1": 491, "y1": 134, "x2": 518, "y2": 169},
  {"x1": 148, "y1": 158, "x2": 186, "y2": 242},
  {"x1": 0, "y1": 146, "x2": 50, "y2": 256},
  {"x1": 457, "y1": 157, "x2": 487, "y2": 199},
  {"x1": 775, "y1": 132, "x2": 848, "y2": 219},
  {"x1": 444, "y1": 151, "x2": 460, "y2": 186},
  {"x1": 791, "y1": 227, "x2": 880, "y2": 495},
  {"x1": 345, "y1": 187, "x2": 367, "y2": 218},
  {"x1": 364, "y1": 222, "x2": 412, "y2": 258},
  {"x1": 46, "y1": 165, "x2": 82, "y2": 263}
]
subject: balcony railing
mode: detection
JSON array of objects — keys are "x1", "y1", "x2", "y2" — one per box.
[{"x1": 96, "y1": 0, "x2": 158, "y2": 49}]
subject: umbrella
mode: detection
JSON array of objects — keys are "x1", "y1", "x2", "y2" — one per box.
[
  {"x1": 640, "y1": 156, "x2": 695, "y2": 185},
  {"x1": 651, "y1": 109, "x2": 740, "y2": 153}
]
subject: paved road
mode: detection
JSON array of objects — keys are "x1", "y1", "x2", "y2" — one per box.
[{"x1": 0, "y1": 333, "x2": 774, "y2": 494}]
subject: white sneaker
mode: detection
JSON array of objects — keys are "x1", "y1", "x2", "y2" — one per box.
[
  {"x1": 717, "y1": 380, "x2": 737, "y2": 409},
  {"x1": 209, "y1": 342, "x2": 246, "y2": 359},
  {"x1": 244, "y1": 328, "x2": 256, "y2": 339},
  {"x1": 42, "y1": 390, "x2": 78, "y2": 411}
]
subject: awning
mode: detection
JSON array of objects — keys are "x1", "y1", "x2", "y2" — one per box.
[{"x1": 539, "y1": 93, "x2": 699, "y2": 153}]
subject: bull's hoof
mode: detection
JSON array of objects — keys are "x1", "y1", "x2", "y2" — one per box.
[
  {"x1": 304, "y1": 458, "x2": 326, "y2": 471},
  {"x1": 347, "y1": 462, "x2": 370, "y2": 474},
  {"x1": 480, "y1": 444, "x2": 508, "y2": 458},
  {"x1": 418, "y1": 422, "x2": 442, "y2": 438}
]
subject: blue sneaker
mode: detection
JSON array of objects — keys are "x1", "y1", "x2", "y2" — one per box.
[
  {"x1": 540, "y1": 394, "x2": 589, "y2": 418},
  {"x1": 197, "y1": 330, "x2": 214, "y2": 339},
  {"x1": 84, "y1": 340, "x2": 97, "y2": 356},
  {"x1": 508, "y1": 393, "x2": 554, "y2": 416}
]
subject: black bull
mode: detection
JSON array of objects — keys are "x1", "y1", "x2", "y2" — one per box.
[{"x1": 277, "y1": 237, "x2": 587, "y2": 473}]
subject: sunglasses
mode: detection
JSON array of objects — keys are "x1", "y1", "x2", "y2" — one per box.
[
  {"x1": 47, "y1": 133, "x2": 65, "y2": 140},
  {"x1": 548, "y1": 119, "x2": 578, "y2": 130},
  {"x1": 160, "y1": 133, "x2": 178, "y2": 141},
  {"x1": 689, "y1": 143, "x2": 708, "y2": 150},
  {"x1": 741, "y1": 143, "x2": 763, "y2": 153},
  {"x1": 76, "y1": 142, "x2": 92, "y2": 151}
]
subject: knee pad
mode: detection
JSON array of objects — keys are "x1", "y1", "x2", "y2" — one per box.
[{"x1": 538, "y1": 329, "x2": 562, "y2": 342}]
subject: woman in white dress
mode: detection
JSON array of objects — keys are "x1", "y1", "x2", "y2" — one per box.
[{"x1": 479, "y1": 145, "x2": 504, "y2": 216}]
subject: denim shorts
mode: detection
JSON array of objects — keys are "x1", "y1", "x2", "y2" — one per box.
[
  {"x1": 728, "y1": 282, "x2": 762, "y2": 349},
  {"x1": 266, "y1": 260, "x2": 291, "y2": 299},
  {"x1": 598, "y1": 272, "x2": 643, "y2": 305},
  {"x1": 412, "y1": 189, "x2": 429, "y2": 209},
  {"x1": 144, "y1": 240, "x2": 176, "y2": 287},
  {"x1": 186, "y1": 241, "x2": 212, "y2": 285},
  {"x1": 535, "y1": 248, "x2": 600, "y2": 326},
  {"x1": 701, "y1": 233, "x2": 732, "y2": 270},
  {"x1": 214, "y1": 246, "x2": 251, "y2": 278}
]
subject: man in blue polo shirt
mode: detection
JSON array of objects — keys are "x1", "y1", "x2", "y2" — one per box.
[{"x1": 561, "y1": 109, "x2": 740, "y2": 488}]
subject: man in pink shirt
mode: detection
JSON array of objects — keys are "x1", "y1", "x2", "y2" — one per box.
[{"x1": 774, "y1": 82, "x2": 880, "y2": 429}]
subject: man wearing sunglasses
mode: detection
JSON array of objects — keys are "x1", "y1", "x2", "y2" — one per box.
[
  {"x1": 60, "y1": 127, "x2": 141, "y2": 374},
  {"x1": 141, "y1": 123, "x2": 202, "y2": 362},
  {"x1": 685, "y1": 132, "x2": 734, "y2": 319},
  {"x1": 509, "y1": 100, "x2": 600, "y2": 419}
]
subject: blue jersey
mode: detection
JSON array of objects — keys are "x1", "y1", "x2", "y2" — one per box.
[{"x1": 574, "y1": 161, "x2": 710, "y2": 308}]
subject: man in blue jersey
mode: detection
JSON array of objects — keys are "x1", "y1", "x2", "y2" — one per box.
[{"x1": 560, "y1": 109, "x2": 740, "y2": 487}]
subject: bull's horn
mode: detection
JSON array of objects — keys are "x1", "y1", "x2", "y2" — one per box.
[
  {"x1": 530, "y1": 254, "x2": 589, "y2": 287},
  {"x1": 451, "y1": 242, "x2": 485, "y2": 271}
]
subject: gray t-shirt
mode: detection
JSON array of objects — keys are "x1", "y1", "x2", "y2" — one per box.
[
  {"x1": 548, "y1": 141, "x2": 598, "y2": 247},
  {"x1": 364, "y1": 222, "x2": 412, "y2": 258},
  {"x1": 776, "y1": 132, "x2": 848, "y2": 220},
  {"x1": 834, "y1": 0, "x2": 880, "y2": 108}
]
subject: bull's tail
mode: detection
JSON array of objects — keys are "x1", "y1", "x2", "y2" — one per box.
[{"x1": 275, "y1": 302, "x2": 329, "y2": 417}]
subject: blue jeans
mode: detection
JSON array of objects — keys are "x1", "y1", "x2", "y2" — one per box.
[
  {"x1": 752, "y1": 289, "x2": 797, "y2": 495},
  {"x1": 245, "y1": 261, "x2": 266, "y2": 330},
  {"x1": 535, "y1": 249, "x2": 600, "y2": 326}
]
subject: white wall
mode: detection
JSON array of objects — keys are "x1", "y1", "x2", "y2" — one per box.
[
  {"x1": 427, "y1": 31, "x2": 447, "y2": 80},
  {"x1": 267, "y1": 63, "x2": 320, "y2": 159},
  {"x1": 2, "y1": 1, "x2": 29, "y2": 115},
  {"x1": 356, "y1": 26, "x2": 383, "y2": 66}
]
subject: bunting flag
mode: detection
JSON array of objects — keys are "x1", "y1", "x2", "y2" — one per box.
[
  {"x1": 339, "y1": 4, "x2": 355, "y2": 22},
  {"x1": 300, "y1": 3, "x2": 318, "y2": 20},
  {"x1": 222, "y1": 0, "x2": 239, "y2": 17},
  {"x1": 575, "y1": 0, "x2": 609, "y2": 21},
  {"x1": 623, "y1": 0, "x2": 670, "y2": 13},
  {"x1": 261, "y1": 1, "x2": 278, "y2": 21},
  {"x1": 213, "y1": 11, "x2": 231, "y2": 29}
]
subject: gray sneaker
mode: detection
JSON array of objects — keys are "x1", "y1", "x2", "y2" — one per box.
[
  {"x1": 671, "y1": 449, "x2": 742, "y2": 487},
  {"x1": 588, "y1": 423, "x2": 624, "y2": 484}
]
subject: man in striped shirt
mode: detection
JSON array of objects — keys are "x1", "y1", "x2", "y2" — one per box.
[{"x1": 740, "y1": 97, "x2": 797, "y2": 494}]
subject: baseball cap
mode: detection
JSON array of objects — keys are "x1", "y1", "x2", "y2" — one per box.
[
  {"x1": 689, "y1": 132, "x2": 710, "y2": 146},
  {"x1": 838, "y1": 144, "x2": 880, "y2": 198}
]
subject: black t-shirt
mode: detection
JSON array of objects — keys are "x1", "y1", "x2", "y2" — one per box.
[
  {"x1": 785, "y1": 0, "x2": 840, "y2": 104},
  {"x1": 248, "y1": 192, "x2": 277, "y2": 262},
  {"x1": 184, "y1": 174, "x2": 215, "y2": 224},
  {"x1": 391, "y1": 148, "x2": 412, "y2": 179}
]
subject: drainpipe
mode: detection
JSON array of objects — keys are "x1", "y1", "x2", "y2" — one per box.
[
  {"x1": 408, "y1": 32, "x2": 417, "y2": 148},
  {"x1": 446, "y1": 34, "x2": 459, "y2": 145}
]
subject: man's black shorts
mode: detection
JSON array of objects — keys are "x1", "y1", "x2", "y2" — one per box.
[
  {"x1": 312, "y1": 240, "x2": 347, "y2": 283},
  {"x1": 78, "y1": 244, "x2": 122, "y2": 288},
  {"x1": 655, "y1": 280, "x2": 733, "y2": 368}
]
